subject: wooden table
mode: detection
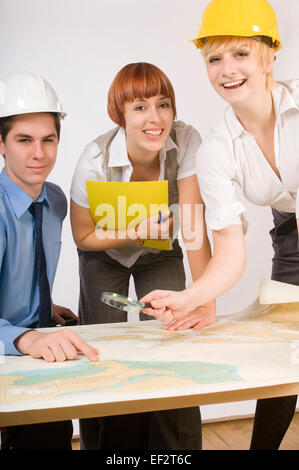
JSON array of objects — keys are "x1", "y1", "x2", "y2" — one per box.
[{"x1": 1, "y1": 305, "x2": 299, "y2": 427}]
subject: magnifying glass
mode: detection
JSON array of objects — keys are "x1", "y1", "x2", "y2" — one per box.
[{"x1": 101, "y1": 292, "x2": 152, "y2": 313}]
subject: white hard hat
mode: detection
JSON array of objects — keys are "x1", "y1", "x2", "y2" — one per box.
[{"x1": 0, "y1": 71, "x2": 66, "y2": 119}]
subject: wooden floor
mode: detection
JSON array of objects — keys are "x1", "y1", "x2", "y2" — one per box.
[
  {"x1": 72, "y1": 413, "x2": 299, "y2": 450},
  {"x1": 202, "y1": 412, "x2": 299, "y2": 450}
]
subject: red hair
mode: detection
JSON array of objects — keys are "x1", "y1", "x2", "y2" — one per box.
[{"x1": 107, "y1": 63, "x2": 177, "y2": 128}]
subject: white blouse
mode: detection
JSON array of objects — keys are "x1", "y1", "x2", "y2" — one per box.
[
  {"x1": 70, "y1": 120, "x2": 202, "y2": 267},
  {"x1": 196, "y1": 80, "x2": 299, "y2": 232},
  {"x1": 71, "y1": 120, "x2": 201, "y2": 208}
]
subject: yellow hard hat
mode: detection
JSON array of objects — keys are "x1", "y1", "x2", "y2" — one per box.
[{"x1": 191, "y1": 0, "x2": 280, "y2": 49}]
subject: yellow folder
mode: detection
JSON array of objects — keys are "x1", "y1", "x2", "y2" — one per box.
[{"x1": 85, "y1": 180, "x2": 171, "y2": 250}]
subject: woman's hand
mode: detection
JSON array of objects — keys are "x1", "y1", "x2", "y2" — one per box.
[
  {"x1": 136, "y1": 210, "x2": 173, "y2": 240},
  {"x1": 141, "y1": 290, "x2": 216, "y2": 330},
  {"x1": 162, "y1": 302, "x2": 216, "y2": 331},
  {"x1": 71, "y1": 200, "x2": 173, "y2": 250},
  {"x1": 140, "y1": 289, "x2": 193, "y2": 321}
]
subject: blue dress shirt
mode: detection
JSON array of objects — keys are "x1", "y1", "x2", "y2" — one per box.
[{"x1": 0, "y1": 169, "x2": 67, "y2": 355}]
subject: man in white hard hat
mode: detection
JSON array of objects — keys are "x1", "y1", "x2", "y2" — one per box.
[{"x1": 0, "y1": 72, "x2": 98, "y2": 450}]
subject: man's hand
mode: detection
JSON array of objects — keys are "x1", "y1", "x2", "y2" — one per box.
[
  {"x1": 15, "y1": 329, "x2": 99, "y2": 362},
  {"x1": 52, "y1": 304, "x2": 79, "y2": 326}
]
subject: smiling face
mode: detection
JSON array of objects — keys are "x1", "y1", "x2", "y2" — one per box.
[
  {"x1": 123, "y1": 95, "x2": 174, "y2": 160},
  {"x1": 0, "y1": 112, "x2": 59, "y2": 199},
  {"x1": 204, "y1": 37, "x2": 274, "y2": 107}
]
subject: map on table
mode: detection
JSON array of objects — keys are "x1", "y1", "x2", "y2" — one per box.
[{"x1": 1, "y1": 300, "x2": 299, "y2": 413}]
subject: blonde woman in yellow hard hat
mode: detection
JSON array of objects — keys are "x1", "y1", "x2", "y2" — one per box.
[{"x1": 141, "y1": 0, "x2": 298, "y2": 449}]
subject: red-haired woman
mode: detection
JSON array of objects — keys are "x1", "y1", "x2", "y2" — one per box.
[{"x1": 70, "y1": 62, "x2": 214, "y2": 450}]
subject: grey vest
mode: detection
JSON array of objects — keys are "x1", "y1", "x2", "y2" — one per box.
[{"x1": 93, "y1": 125, "x2": 179, "y2": 267}]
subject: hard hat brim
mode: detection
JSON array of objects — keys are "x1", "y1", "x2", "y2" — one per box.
[
  {"x1": 190, "y1": 33, "x2": 281, "y2": 50},
  {"x1": 0, "y1": 108, "x2": 66, "y2": 119}
]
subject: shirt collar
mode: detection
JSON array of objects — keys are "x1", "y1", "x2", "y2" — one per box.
[
  {"x1": 0, "y1": 168, "x2": 50, "y2": 218},
  {"x1": 107, "y1": 126, "x2": 178, "y2": 168},
  {"x1": 164, "y1": 131, "x2": 178, "y2": 153},
  {"x1": 225, "y1": 81, "x2": 299, "y2": 140},
  {"x1": 224, "y1": 106, "x2": 244, "y2": 140},
  {"x1": 108, "y1": 127, "x2": 131, "y2": 168},
  {"x1": 271, "y1": 80, "x2": 299, "y2": 120}
]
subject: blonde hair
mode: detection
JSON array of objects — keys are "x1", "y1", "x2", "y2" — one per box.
[{"x1": 201, "y1": 36, "x2": 277, "y2": 91}]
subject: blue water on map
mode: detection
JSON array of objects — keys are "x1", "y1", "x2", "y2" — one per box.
[{"x1": 8, "y1": 359, "x2": 242, "y2": 393}]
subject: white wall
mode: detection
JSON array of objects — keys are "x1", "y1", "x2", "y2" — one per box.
[{"x1": 2, "y1": 0, "x2": 299, "y2": 420}]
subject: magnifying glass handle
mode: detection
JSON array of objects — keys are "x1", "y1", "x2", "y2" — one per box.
[{"x1": 140, "y1": 302, "x2": 152, "y2": 309}]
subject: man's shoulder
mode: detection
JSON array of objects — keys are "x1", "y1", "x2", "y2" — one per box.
[{"x1": 45, "y1": 182, "x2": 67, "y2": 220}]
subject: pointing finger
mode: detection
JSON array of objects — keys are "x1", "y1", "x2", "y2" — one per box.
[{"x1": 63, "y1": 329, "x2": 99, "y2": 361}]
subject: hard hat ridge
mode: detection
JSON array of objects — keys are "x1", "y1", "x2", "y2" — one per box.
[{"x1": 191, "y1": 0, "x2": 281, "y2": 50}]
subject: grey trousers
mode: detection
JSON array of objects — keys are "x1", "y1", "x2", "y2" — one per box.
[
  {"x1": 78, "y1": 241, "x2": 202, "y2": 450},
  {"x1": 250, "y1": 209, "x2": 298, "y2": 450}
]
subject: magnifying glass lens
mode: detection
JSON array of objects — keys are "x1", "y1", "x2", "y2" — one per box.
[{"x1": 101, "y1": 292, "x2": 152, "y2": 312}]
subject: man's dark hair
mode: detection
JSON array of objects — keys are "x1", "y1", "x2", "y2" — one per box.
[{"x1": 0, "y1": 113, "x2": 61, "y2": 143}]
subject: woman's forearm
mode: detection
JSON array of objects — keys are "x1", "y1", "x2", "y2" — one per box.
[
  {"x1": 70, "y1": 199, "x2": 140, "y2": 251},
  {"x1": 184, "y1": 225, "x2": 246, "y2": 309},
  {"x1": 75, "y1": 226, "x2": 138, "y2": 251}
]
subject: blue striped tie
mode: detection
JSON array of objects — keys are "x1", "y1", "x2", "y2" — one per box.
[{"x1": 29, "y1": 202, "x2": 52, "y2": 328}]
